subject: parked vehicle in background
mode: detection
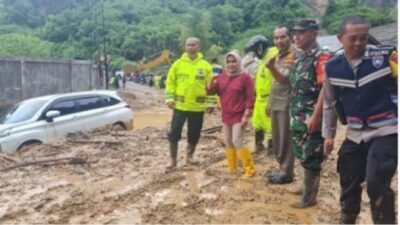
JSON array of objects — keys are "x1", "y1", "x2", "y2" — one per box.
[{"x1": 0, "y1": 90, "x2": 133, "y2": 154}]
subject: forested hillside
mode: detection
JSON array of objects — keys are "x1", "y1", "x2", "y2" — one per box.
[{"x1": 0, "y1": 0, "x2": 396, "y2": 72}]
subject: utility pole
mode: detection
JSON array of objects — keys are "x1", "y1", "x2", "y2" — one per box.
[
  {"x1": 101, "y1": 0, "x2": 109, "y2": 89},
  {"x1": 94, "y1": 4, "x2": 103, "y2": 88}
]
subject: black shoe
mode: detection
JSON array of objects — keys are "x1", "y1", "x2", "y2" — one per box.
[
  {"x1": 264, "y1": 169, "x2": 281, "y2": 178},
  {"x1": 268, "y1": 174, "x2": 293, "y2": 184},
  {"x1": 266, "y1": 147, "x2": 274, "y2": 157}
]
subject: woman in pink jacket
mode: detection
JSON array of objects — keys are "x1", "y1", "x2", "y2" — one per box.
[{"x1": 207, "y1": 51, "x2": 255, "y2": 177}]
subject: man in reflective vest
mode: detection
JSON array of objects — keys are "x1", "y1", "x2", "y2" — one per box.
[
  {"x1": 252, "y1": 47, "x2": 279, "y2": 155},
  {"x1": 323, "y1": 16, "x2": 397, "y2": 224},
  {"x1": 165, "y1": 37, "x2": 216, "y2": 169},
  {"x1": 242, "y1": 35, "x2": 275, "y2": 155}
]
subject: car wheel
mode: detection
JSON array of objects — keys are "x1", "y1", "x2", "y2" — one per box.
[
  {"x1": 111, "y1": 122, "x2": 126, "y2": 131},
  {"x1": 17, "y1": 140, "x2": 42, "y2": 152}
]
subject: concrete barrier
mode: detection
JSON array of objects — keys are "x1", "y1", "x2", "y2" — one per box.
[{"x1": 0, "y1": 57, "x2": 100, "y2": 107}]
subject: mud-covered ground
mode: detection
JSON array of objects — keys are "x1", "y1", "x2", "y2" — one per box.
[{"x1": 0, "y1": 82, "x2": 397, "y2": 224}]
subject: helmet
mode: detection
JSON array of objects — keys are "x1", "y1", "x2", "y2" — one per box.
[{"x1": 244, "y1": 35, "x2": 269, "y2": 59}]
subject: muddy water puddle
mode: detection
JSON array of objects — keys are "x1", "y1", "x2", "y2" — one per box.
[{"x1": 134, "y1": 107, "x2": 171, "y2": 129}]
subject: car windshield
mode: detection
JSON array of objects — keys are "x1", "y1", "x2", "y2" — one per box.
[{"x1": 0, "y1": 99, "x2": 47, "y2": 124}]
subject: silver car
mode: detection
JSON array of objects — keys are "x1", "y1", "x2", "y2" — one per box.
[{"x1": 0, "y1": 90, "x2": 133, "y2": 153}]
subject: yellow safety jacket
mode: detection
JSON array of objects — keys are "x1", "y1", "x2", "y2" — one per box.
[
  {"x1": 165, "y1": 53, "x2": 216, "y2": 112},
  {"x1": 109, "y1": 76, "x2": 117, "y2": 90},
  {"x1": 252, "y1": 47, "x2": 279, "y2": 133},
  {"x1": 154, "y1": 75, "x2": 161, "y2": 88}
]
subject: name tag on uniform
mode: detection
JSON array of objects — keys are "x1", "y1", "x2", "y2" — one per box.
[
  {"x1": 196, "y1": 69, "x2": 206, "y2": 80},
  {"x1": 370, "y1": 50, "x2": 389, "y2": 56}
]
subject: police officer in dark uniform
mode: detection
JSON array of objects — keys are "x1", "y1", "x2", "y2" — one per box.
[{"x1": 323, "y1": 15, "x2": 397, "y2": 224}]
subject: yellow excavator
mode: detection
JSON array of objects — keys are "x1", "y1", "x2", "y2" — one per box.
[{"x1": 123, "y1": 50, "x2": 174, "y2": 75}]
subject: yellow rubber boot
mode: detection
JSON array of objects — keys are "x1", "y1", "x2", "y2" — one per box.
[
  {"x1": 225, "y1": 147, "x2": 237, "y2": 173},
  {"x1": 237, "y1": 146, "x2": 255, "y2": 177}
]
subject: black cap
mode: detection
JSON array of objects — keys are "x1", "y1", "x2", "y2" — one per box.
[{"x1": 291, "y1": 19, "x2": 319, "y2": 31}]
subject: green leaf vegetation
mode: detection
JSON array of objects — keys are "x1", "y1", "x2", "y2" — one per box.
[
  {"x1": 0, "y1": 0, "x2": 394, "y2": 72},
  {"x1": 0, "y1": 33, "x2": 52, "y2": 57},
  {"x1": 322, "y1": 0, "x2": 394, "y2": 33}
]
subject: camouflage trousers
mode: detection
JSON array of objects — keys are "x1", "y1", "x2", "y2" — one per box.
[{"x1": 291, "y1": 129, "x2": 324, "y2": 171}]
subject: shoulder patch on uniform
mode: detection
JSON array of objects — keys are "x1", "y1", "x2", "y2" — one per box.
[{"x1": 372, "y1": 55, "x2": 384, "y2": 69}]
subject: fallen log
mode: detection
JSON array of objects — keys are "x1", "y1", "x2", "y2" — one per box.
[
  {"x1": 201, "y1": 126, "x2": 222, "y2": 134},
  {"x1": 67, "y1": 140, "x2": 122, "y2": 145},
  {"x1": 0, "y1": 153, "x2": 21, "y2": 163},
  {"x1": 1, "y1": 157, "x2": 87, "y2": 172},
  {"x1": 110, "y1": 133, "x2": 136, "y2": 137}
]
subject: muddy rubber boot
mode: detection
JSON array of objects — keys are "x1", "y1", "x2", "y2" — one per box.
[
  {"x1": 166, "y1": 141, "x2": 178, "y2": 169},
  {"x1": 339, "y1": 204, "x2": 359, "y2": 224},
  {"x1": 185, "y1": 143, "x2": 199, "y2": 166},
  {"x1": 266, "y1": 139, "x2": 274, "y2": 156},
  {"x1": 290, "y1": 169, "x2": 320, "y2": 208},
  {"x1": 371, "y1": 192, "x2": 395, "y2": 224},
  {"x1": 287, "y1": 186, "x2": 303, "y2": 195},
  {"x1": 339, "y1": 212, "x2": 358, "y2": 224},
  {"x1": 253, "y1": 130, "x2": 265, "y2": 154},
  {"x1": 287, "y1": 170, "x2": 303, "y2": 194},
  {"x1": 225, "y1": 147, "x2": 237, "y2": 174},
  {"x1": 237, "y1": 146, "x2": 255, "y2": 177}
]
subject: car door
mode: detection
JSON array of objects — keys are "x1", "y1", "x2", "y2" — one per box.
[
  {"x1": 43, "y1": 99, "x2": 79, "y2": 140},
  {"x1": 75, "y1": 96, "x2": 107, "y2": 130},
  {"x1": 100, "y1": 95, "x2": 124, "y2": 124}
]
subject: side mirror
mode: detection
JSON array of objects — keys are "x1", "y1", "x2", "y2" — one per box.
[{"x1": 45, "y1": 110, "x2": 60, "y2": 122}]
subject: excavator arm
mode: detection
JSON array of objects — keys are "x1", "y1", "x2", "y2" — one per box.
[{"x1": 124, "y1": 50, "x2": 174, "y2": 75}]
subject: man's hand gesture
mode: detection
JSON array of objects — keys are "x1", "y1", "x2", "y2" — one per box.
[
  {"x1": 167, "y1": 102, "x2": 175, "y2": 109},
  {"x1": 265, "y1": 56, "x2": 276, "y2": 70}
]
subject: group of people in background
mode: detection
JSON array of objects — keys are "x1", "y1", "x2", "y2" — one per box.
[
  {"x1": 130, "y1": 73, "x2": 166, "y2": 89},
  {"x1": 164, "y1": 16, "x2": 397, "y2": 224},
  {"x1": 111, "y1": 72, "x2": 167, "y2": 90}
]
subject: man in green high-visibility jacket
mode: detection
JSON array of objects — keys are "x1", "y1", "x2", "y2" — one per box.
[
  {"x1": 154, "y1": 74, "x2": 162, "y2": 89},
  {"x1": 252, "y1": 46, "x2": 279, "y2": 155},
  {"x1": 165, "y1": 37, "x2": 216, "y2": 169}
]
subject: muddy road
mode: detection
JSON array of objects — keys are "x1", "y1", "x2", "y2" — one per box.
[{"x1": 0, "y1": 82, "x2": 397, "y2": 224}]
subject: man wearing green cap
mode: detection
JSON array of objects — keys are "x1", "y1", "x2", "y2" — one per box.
[{"x1": 289, "y1": 19, "x2": 330, "y2": 208}]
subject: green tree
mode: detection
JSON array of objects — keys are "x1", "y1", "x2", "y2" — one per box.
[
  {"x1": 4, "y1": 0, "x2": 45, "y2": 28},
  {"x1": 109, "y1": 55, "x2": 127, "y2": 73},
  {"x1": 323, "y1": 0, "x2": 394, "y2": 33},
  {"x1": 0, "y1": 0, "x2": 395, "y2": 65},
  {"x1": 0, "y1": 33, "x2": 52, "y2": 57},
  {"x1": 181, "y1": 10, "x2": 211, "y2": 54}
]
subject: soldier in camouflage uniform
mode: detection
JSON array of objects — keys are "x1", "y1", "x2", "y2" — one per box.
[{"x1": 289, "y1": 19, "x2": 330, "y2": 208}]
